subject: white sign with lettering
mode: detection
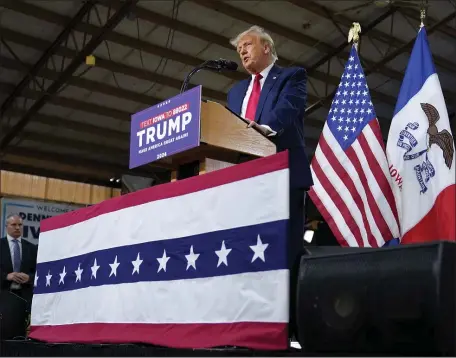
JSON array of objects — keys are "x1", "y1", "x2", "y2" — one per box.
[{"x1": 1, "y1": 197, "x2": 82, "y2": 245}]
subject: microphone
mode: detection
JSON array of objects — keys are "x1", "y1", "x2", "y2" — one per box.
[
  {"x1": 180, "y1": 59, "x2": 238, "y2": 93},
  {"x1": 205, "y1": 59, "x2": 238, "y2": 71}
]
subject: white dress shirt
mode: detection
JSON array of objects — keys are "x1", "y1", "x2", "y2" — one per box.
[
  {"x1": 241, "y1": 61, "x2": 277, "y2": 136},
  {"x1": 7, "y1": 234, "x2": 22, "y2": 289}
]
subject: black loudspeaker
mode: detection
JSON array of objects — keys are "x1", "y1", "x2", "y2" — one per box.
[
  {"x1": 296, "y1": 241, "x2": 456, "y2": 356},
  {"x1": 0, "y1": 291, "x2": 28, "y2": 340}
]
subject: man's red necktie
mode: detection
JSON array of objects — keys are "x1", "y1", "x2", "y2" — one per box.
[{"x1": 245, "y1": 73, "x2": 262, "y2": 121}]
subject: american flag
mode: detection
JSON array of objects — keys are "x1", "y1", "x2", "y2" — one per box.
[
  {"x1": 29, "y1": 151, "x2": 290, "y2": 350},
  {"x1": 308, "y1": 45, "x2": 400, "y2": 247}
]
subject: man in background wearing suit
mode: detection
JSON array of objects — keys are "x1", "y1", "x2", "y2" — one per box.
[
  {"x1": 1, "y1": 214, "x2": 37, "y2": 306},
  {"x1": 227, "y1": 25, "x2": 313, "y2": 338}
]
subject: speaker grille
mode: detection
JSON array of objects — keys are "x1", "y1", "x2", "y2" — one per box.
[{"x1": 296, "y1": 242, "x2": 456, "y2": 355}]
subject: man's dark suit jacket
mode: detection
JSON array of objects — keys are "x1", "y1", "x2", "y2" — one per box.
[
  {"x1": 228, "y1": 64, "x2": 314, "y2": 337},
  {"x1": 227, "y1": 64, "x2": 313, "y2": 189},
  {"x1": 0, "y1": 237, "x2": 38, "y2": 303}
]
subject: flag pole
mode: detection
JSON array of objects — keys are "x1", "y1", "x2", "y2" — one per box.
[
  {"x1": 420, "y1": 8, "x2": 426, "y2": 28},
  {"x1": 348, "y1": 22, "x2": 361, "y2": 51}
]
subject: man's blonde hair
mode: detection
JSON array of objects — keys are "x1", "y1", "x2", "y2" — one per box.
[{"x1": 230, "y1": 25, "x2": 278, "y2": 61}]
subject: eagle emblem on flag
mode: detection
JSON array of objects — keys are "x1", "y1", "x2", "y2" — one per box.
[
  {"x1": 396, "y1": 102, "x2": 455, "y2": 194},
  {"x1": 421, "y1": 103, "x2": 454, "y2": 169}
]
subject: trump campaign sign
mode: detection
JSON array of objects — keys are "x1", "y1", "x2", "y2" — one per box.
[{"x1": 129, "y1": 86, "x2": 202, "y2": 169}]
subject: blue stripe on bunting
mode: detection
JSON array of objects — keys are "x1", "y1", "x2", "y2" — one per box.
[{"x1": 34, "y1": 219, "x2": 288, "y2": 295}]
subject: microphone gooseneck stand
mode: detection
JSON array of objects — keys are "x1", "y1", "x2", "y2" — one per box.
[
  {"x1": 180, "y1": 59, "x2": 238, "y2": 94},
  {"x1": 180, "y1": 61, "x2": 211, "y2": 94}
]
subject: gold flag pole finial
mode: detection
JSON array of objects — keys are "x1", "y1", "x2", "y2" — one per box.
[
  {"x1": 348, "y1": 22, "x2": 362, "y2": 50},
  {"x1": 420, "y1": 8, "x2": 426, "y2": 28}
]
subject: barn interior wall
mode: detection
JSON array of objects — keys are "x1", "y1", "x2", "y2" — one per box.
[{"x1": 0, "y1": 170, "x2": 121, "y2": 205}]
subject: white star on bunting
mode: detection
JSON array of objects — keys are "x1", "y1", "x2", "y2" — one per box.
[
  {"x1": 215, "y1": 240, "x2": 232, "y2": 267},
  {"x1": 91, "y1": 258, "x2": 100, "y2": 279},
  {"x1": 34, "y1": 272, "x2": 38, "y2": 287},
  {"x1": 59, "y1": 266, "x2": 67, "y2": 285},
  {"x1": 157, "y1": 249, "x2": 170, "y2": 273},
  {"x1": 132, "y1": 252, "x2": 143, "y2": 275},
  {"x1": 45, "y1": 271, "x2": 52, "y2": 287},
  {"x1": 109, "y1": 255, "x2": 120, "y2": 277},
  {"x1": 75, "y1": 263, "x2": 83, "y2": 282},
  {"x1": 250, "y1": 234, "x2": 269, "y2": 263},
  {"x1": 185, "y1": 245, "x2": 200, "y2": 270}
]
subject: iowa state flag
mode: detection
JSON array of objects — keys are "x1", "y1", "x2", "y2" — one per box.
[{"x1": 386, "y1": 27, "x2": 455, "y2": 244}]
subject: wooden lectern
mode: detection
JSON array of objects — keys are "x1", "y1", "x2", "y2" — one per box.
[{"x1": 155, "y1": 100, "x2": 276, "y2": 181}]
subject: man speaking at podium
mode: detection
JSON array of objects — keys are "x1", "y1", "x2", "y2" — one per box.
[{"x1": 227, "y1": 25, "x2": 313, "y2": 336}]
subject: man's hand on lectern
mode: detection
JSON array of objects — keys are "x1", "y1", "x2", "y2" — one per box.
[{"x1": 246, "y1": 121, "x2": 277, "y2": 137}]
